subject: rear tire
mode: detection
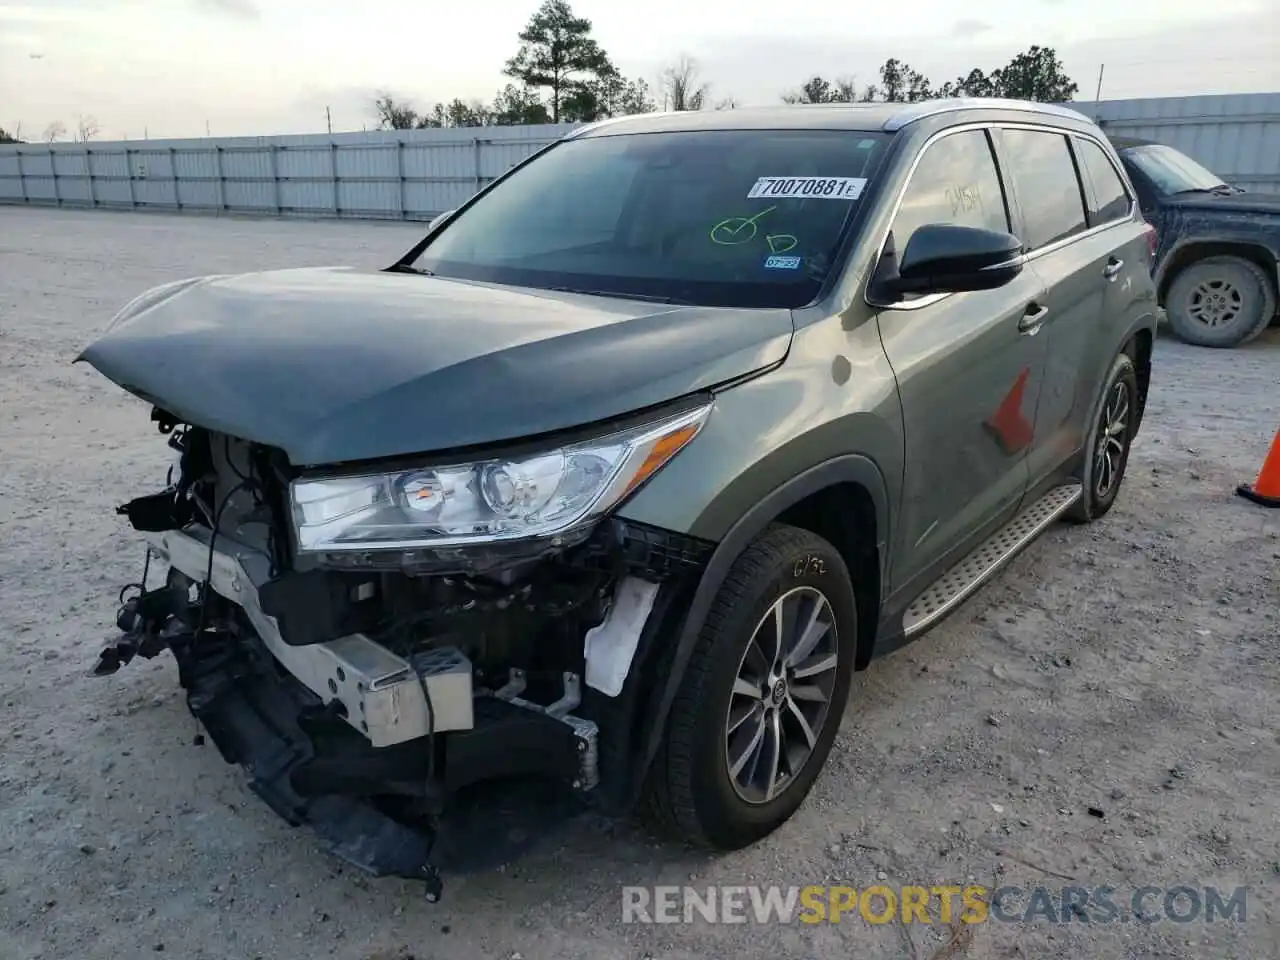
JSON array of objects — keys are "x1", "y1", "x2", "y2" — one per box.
[
  {"x1": 1164, "y1": 256, "x2": 1275, "y2": 347},
  {"x1": 640, "y1": 524, "x2": 857, "y2": 850},
  {"x1": 1066, "y1": 351, "x2": 1139, "y2": 524}
]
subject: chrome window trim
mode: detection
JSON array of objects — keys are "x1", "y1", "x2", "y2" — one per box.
[{"x1": 865, "y1": 121, "x2": 1139, "y2": 313}]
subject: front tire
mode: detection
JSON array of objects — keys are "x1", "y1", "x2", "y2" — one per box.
[
  {"x1": 1067, "y1": 351, "x2": 1139, "y2": 523},
  {"x1": 1165, "y1": 256, "x2": 1276, "y2": 347},
  {"x1": 641, "y1": 524, "x2": 857, "y2": 850}
]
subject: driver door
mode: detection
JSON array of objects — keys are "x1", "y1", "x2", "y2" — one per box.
[{"x1": 874, "y1": 127, "x2": 1050, "y2": 599}]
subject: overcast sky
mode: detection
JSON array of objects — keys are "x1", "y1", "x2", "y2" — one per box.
[{"x1": 2, "y1": 0, "x2": 1277, "y2": 140}]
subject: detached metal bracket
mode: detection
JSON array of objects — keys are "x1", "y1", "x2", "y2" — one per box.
[
  {"x1": 493, "y1": 669, "x2": 581, "y2": 717},
  {"x1": 492, "y1": 669, "x2": 598, "y2": 791}
]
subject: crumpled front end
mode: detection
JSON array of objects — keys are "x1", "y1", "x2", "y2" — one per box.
[{"x1": 95, "y1": 417, "x2": 713, "y2": 897}]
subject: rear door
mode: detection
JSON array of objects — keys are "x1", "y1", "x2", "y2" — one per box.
[
  {"x1": 874, "y1": 127, "x2": 1049, "y2": 597},
  {"x1": 993, "y1": 127, "x2": 1140, "y2": 488}
]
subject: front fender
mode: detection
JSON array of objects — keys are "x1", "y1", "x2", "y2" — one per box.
[
  {"x1": 622, "y1": 453, "x2": 891, "y2": 795},
  {"x1": 613, "y1": 312, "x2": 904, "y2": 791}
]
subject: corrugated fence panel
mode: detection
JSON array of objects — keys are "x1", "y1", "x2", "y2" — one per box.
[
  {"x1": 1074, "y1": 92, "x2": 1280, "y2": 193},
  {"x1": 4, "y1": 99, "x2": 1277, "y2": 216},
  {"x1": 278, "y1": 145, "x2": 338, "y2": 215},
  {"x1": 332, "y1": 142, "x2": 397, "y2": 217},
  {"x1": 50, "y1": 151, "x2": 90, "y2": 204},
  {"x1": 0, "y1": 123, "x2": 572, "y2": 220}
]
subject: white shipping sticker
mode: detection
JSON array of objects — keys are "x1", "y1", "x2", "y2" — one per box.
[{"x1": 747, "y1": 176, "x2": 867, "y2": 200}]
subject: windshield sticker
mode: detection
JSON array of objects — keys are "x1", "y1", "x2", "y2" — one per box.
[
  {"x1": 857, "y1": 139, "x2": 877, "y2": 149},
  {"x1": 765, "y1": 234, "x2": 798, "y2": 254},
  {"x1": 764, "y1": 255, "x2": 802, "y2": 270},
  {"x1": 748, "y1": 176, "x2": 867, "y2": 200},
  {"x1": 709, "y1": 205, "x2": 776, "y2": 245}
]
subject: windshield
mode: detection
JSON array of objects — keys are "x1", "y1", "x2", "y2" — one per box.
[
  {"x1": 410, "y1": 129, "x2": 891, "y2": 309},
  {"x1": 1122, "y1": 144, "x2": 1227, "y2": 196}
]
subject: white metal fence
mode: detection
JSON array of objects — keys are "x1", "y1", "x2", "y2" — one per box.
[
  {"x1": 2, "y1": 93, "x2": 1277, "y2": 219},
  {"x1": 0, "y1": 125, "x2": 577, "y2": 221},
  {"x1": 1074, "y1": 92, "x2": 1280, "y2": 194}
]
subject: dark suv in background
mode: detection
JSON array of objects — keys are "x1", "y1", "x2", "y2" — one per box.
[
  {"x1": 1110, "y1": 135, "x2": 1280, "y2": 347},
  {"x1": 84, "y1": 99, "x2": 1159, "y2": 894}
]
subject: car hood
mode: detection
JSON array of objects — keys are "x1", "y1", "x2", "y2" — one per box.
[
  {"x1": 1165, "y1": 190, "x2": 1280, "y2": 217},
  {"x1": 77, "y1": 267, "x2": 793, "y2": 465}
]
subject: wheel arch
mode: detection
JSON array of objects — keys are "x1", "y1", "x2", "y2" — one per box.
[
  {"x1": 1123, "y1": 325, "x2": 1154, "y2": 427},
  {"x1": 1156, "y1": 239, "x2": 1279, "y2": 306},
  {"x1": 633, "y1": 455, "x2": 890, "y2": 788}
]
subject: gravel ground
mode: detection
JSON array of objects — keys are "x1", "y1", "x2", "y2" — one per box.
[{"x1": 1, "y1": 206, "x2": 1277, "y2": 960}]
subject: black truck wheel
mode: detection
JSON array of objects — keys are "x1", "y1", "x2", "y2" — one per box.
[
  {"x1": 640, "y1": 524, "x2": 857, "y2": 850},
  {"x1": 1165, "y1": 255, "x2": 1276, "y2": 347}
]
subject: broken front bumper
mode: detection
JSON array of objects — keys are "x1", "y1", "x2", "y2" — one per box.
[
  {"x1": 99, "y1": 528, "x2": 599, "y2": 894},
  {"x1": 149, "y1": 527, "x2": 472, "y2": 748}
]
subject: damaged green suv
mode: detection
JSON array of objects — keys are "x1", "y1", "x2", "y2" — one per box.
[{"x1": 82, "y1": 99, "x2": 1159, "y2": 898}]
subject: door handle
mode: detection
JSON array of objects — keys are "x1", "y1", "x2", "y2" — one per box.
[
  {"x1": 1103, "y1": 258, "x2": 1124, "y2": 280},
  {"x1": 1018, "y1": 303, "x2": 1050, "y2": 334}
]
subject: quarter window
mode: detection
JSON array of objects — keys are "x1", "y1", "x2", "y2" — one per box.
[
  {"x1": 1075, "y1": 137, "x2": 1132, "y2": 225},
  {"x1": 1000, "y1": 129, "x2": 1089, "y2": 250},
  {"x1": 888, "y1": 129, "x2": 1010, "y2": 256}
]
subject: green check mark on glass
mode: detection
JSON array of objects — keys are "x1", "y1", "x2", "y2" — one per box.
[{"x1": 710, "y1": 205, "x2": 777, "y2": 245}]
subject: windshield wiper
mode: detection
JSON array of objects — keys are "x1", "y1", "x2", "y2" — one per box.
[
  {"x1": 1169, "y1": 184, "x2": 1232, "y2": 197},
  {"x1": 386, "y1": 263, "x2": 434, "y2": 276},
  {"x1": 547, "y1": 286, "x2": 676, "y2": 304}
]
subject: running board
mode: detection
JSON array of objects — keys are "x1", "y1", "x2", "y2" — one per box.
[{"x1": 903, "y1": 483, "x2": 1082, "y2": 637}]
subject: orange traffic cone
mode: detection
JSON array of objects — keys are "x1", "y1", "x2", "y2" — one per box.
[{"x1": 1236, "y1": 428, "x2": 1280, "y2": 508}]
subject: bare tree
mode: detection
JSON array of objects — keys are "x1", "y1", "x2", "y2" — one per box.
[
  {"x1": 660, "y1": 54, "x2": 711, "y2": 111},
  {"x1": 42, "y1": 120, "x2": 66, "y2": 143},
  {"x1": 830, "y1": 77, "x2": 861, "y2": 102},
  {"x1": 782, "y1": 75, "x2": 870, "y2": 104},
  {"x1": 77, "y1": 114, "x2": 100, "y2": 142},
  {"x1": 373, "y1": 92, "x2": 422, "y2": 130}
]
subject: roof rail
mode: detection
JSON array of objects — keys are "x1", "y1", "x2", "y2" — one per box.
[{"x1": 883, "y1": 98, "x2": 1092, "y2": 132}]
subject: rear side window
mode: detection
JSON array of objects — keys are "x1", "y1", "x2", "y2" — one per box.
[
  {"x1": 1000, "y1": 129, "x2": 1088, "y2": 250},
  {"x1": 888, "y1": 129, "x2": 1010, "y2": 253},
  {"x1": 1075, "y1": 137, "x2": 1132, "y2": 224}
]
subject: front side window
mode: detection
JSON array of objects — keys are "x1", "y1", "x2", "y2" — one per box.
[
  {"x1": 1075, "y1": 137, "x2": 1132, "y2": 224},
  {"x1": 1120, "y1": 144, "x2": 1227, "y2": 196},
  {"x1": 411, "y1": 129, "x2": 891, "y2": 309},
  {"x1": 1000, "y1": 129, "x2": 1088, "y2": 250},
  {"x1": 888, "y1": 128, "x2": 1011, "y2": 252}
]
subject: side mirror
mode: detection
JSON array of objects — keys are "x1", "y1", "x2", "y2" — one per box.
[
  {"x1": 427, "y1": 209, "x2": 455, "y2": 233},
  {"x1": 891, "y1": 223, "x2": 1024, "y2": 296}
]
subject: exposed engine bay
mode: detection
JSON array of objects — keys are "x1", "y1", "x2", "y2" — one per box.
[{"x1": 95, "y1": 413, "x2": 713, "y2": 899}]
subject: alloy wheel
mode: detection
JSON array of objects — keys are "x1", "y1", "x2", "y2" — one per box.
[
  {"x1": 1093, "y1": 379, "x2": 1131, "y2": 500},
  {"x1": 725, "y1": 586, "x2": 840, "y2": 805}
]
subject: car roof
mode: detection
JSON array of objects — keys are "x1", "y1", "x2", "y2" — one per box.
[{"x1": 569, "y1": 99, "x2": 1096, "y2": 139}]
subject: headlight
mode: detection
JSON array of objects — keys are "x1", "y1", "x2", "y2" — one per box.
[{"x1": 291, "y1": 402, "x2": 711, "y2": 552}]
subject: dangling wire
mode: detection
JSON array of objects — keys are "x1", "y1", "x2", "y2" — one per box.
[
  {"x1": 114, "y1": 547, "x2": 154, "y2": 625},
  {"x1": 193, "y1": 479, "x2": 251, "y2": 646}
]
